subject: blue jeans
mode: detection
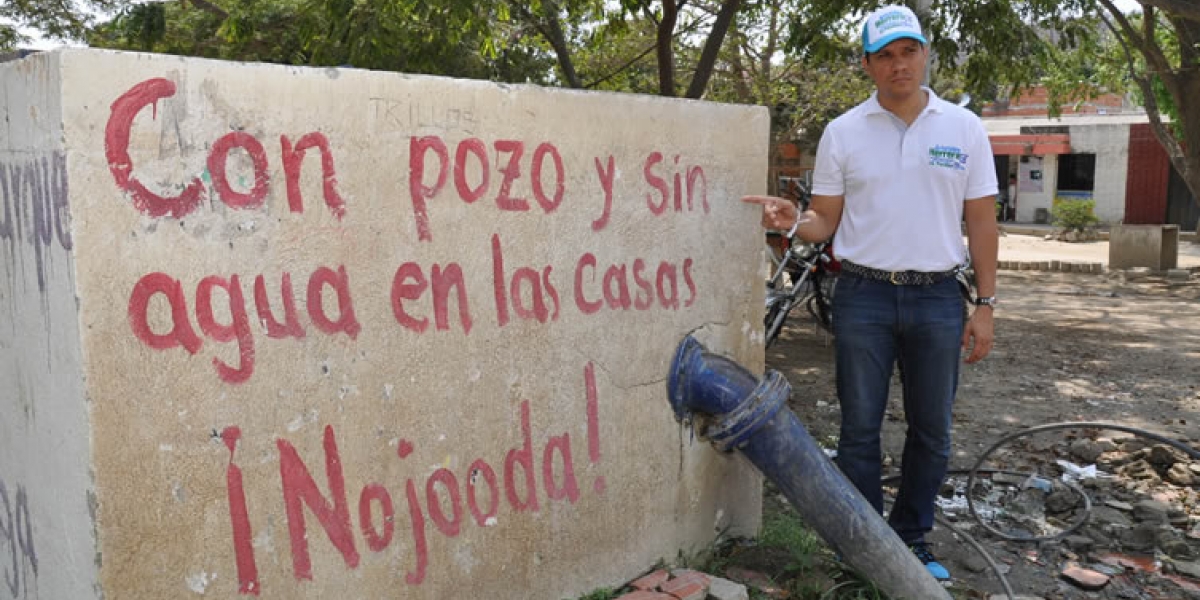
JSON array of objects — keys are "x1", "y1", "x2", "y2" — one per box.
[{"x1": 831, "y1": 274, "x2": 964, "y2": 545}]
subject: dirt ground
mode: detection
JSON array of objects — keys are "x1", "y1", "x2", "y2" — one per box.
[{"x1": 761, "y1": 234, "x2": 1200, "y2": 599}]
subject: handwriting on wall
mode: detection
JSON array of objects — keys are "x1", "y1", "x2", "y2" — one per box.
[
  {"x1": 370, "y1": 97, "x2": 478, "y2": 132},
  {"x1": 0, "y1": 152, "x2": 72, "y2": 293},
  {"x1": 109, "y1": 77, "x2": 708, "y2": 385},
  {"x1": 219, "y1": 363, "x2": 604, "y2": 595},
  {"x1": 0, "y1": 477, "x2": 38, "y2": 600},
  {"x1": 125, "y1": 244, "x2": 696, "y2": 384},
  {"x1": 101, "y1": 76, "x2": 721, "y2": 594},
  {"x1": 106, "y1": 79, "x2": 346, "y2": 220}
]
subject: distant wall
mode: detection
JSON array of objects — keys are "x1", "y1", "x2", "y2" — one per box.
[
  {"x1": 1068, "y1": 123, "x2": 1130, "y2": 224},
  {"x1": 0, "y1": 52, "x2": 98, "y2": 600},
  {"x1": 2, "y1": 49, "x2": 770, "y2": 599}
]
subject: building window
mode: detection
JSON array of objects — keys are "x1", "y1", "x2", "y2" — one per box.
[{"x1": 1057, "y1": 153, "x2": 1096, "y2": 191}]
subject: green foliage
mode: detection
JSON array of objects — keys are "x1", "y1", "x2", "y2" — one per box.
[
  {"x1": 0, "y1": 0, "x2": 117, "y2": 50},
  {"x1": 704, "y1": 1, "x2": 873, "y2": 155},
  {"x1": 1051, "y1": 200, "x2": 1099, "y2": 233},
  {"x1": 569, "y1": 587, "x2": 616, "y2": 600},
  {"x1": 745, "y1": 510, "x2": 895, "y2": 599},
  {"x1": 759, "y1": 512, "x2": 823, "y2": 565},
  {"x1": 86, "y1": 0, "x2": 556, "y2": 84},
  {"x1": 572, "y1": 16, "x2": 663, "y2": 93}
]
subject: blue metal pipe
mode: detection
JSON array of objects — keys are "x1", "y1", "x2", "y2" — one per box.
[{"x1": 669, "y1": 335, "x2": 951, "y2": 600}]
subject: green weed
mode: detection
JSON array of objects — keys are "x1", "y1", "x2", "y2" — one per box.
[{"x1": 569, "y1": 587, "x2": 616, "y2": 600}]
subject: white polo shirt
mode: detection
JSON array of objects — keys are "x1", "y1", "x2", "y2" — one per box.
[{"x1": 811, "y1": 88, "x2": 998, "y2": 272}]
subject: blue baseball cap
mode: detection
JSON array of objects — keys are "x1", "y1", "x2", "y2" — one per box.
[{"x1": 862, "y1": 5, "x2": 927, "y2": 54}]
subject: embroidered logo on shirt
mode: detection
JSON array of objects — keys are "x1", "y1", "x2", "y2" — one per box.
[{"x1": 929, "y1": 145, "x2": 969, "y2": 171}]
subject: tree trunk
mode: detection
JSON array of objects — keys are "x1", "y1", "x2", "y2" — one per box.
[
  {"x1": 539, "y1": 3, "x2": 583, "y2": 89},
  {"x1": 726, "y1": 26, "x2": 754, "y2": 102},
  {"x1": 510, "y1": 1, "x2": 581, "y2": 88},
  {"x1": 1107, "y1": 1, "x2": 1200, "y2": 233},
  {"x1": 1160, "y1": 46, "x2": 1200, "y2": 234},
  {"x1": 685, "y1": 0, "x2": 741, "y2": 99},
  {"x1": 656, "y1": 0, "x2": 679, "y2": 96}
]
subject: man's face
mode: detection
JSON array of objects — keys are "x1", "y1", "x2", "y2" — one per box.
[{"x1": 862, "y1": 38, "x2": 928, "y2": 101}]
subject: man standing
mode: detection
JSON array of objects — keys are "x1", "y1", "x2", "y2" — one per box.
[{"x1": 743, "y1": 4, "x2": 998, "y2": 581}]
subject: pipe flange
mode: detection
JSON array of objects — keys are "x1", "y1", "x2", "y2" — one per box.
[{"x1": 703, "y1": 370, "x2": 790, "y2": 453}]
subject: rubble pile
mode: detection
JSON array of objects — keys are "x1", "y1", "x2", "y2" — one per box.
[{"x1": 938, "y1": 433, "x2": 1200, "y2": 599}]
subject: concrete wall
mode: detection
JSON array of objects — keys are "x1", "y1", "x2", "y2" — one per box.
[
  {"x1": 2, "y1": 49, "x2": 770, "y2": 599},
  {"x1": 0, "y1": 52, "x2": 100, "y2": 600},
  {"x1": 1068, "y1": 123, "x2": 1130, "y2": 223},
  {"x1": 1109, "y1": 224, "x2": 1180, "y2": 269}
]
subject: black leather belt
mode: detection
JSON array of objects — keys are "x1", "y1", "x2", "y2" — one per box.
[{"x1": 841, "y1": 260, "x2": 959, "y2": 286}]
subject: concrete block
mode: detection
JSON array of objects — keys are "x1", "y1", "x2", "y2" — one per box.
[
  {"x1": 1167, "y1": 269, "x2": 1192, "y2": 281},
  {"x1": 1125, "y1": 267, "x2": 1153, "y2": 281},
  {"x1": 1, "y1": 49, "x2": 767, "y2": 600},
  {"x1": 1109, "y1": 224, "x2": 1179, "y2": 270},
  {"x1": 707, "y1": 576, "x2": 750, "y2": 600}
]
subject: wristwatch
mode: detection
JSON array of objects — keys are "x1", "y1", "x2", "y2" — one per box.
[{"x1": 974, "y1": 296, "x2": 998, "y2": 308}]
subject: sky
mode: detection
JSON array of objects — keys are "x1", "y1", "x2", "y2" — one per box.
[{"x1": 13, "y1": 0, "x2": 1150, "y2": 51}]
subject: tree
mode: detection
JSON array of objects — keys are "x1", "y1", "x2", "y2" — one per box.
[
  {"x1": 1, "y1": 0, "x2": 116, "y2": 50},
  {"x1": 86, "y1": 0, "x2": 747, "y2": 99},
  {"x1": 1093, "y1": 0, "x2": 1200, "y2": 229},
  {"x1": 705, "y1": 0, "x2": 872, "y2": 178},
  {"x1": 993, "y1": 1, "x2": 1200, "y2": 230},
  {"x1": 552, "y1": 0, "x2": 743, "y2": 97},
  {"x1": 87, "y1": 0, "x2": 557, "y2": 84}
]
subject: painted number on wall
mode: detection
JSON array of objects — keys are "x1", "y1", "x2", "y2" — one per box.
[{"x1": 0, "y1": 478, "x2": 37, "y2": 599}]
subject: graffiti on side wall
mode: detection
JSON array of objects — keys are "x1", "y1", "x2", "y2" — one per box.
[
  {"x1": 0, "y1": 477, "x2": 38, "y2": 600},
  {"x1": 0, "y1": 152, "x2": 72, "y2": 293}
]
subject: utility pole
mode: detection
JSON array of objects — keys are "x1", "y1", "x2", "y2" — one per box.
[{"x1": 916, "y1": 0, "x2": 935, "y2": 87}]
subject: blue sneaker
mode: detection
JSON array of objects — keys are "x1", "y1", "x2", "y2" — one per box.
[{"x1": 910, "y1": 543, "x2": 950, "y2": 581}]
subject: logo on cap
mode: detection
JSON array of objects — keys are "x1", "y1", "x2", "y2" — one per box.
[{"x1": 863, "y1": 5, "x2": 927, "y2": 54}]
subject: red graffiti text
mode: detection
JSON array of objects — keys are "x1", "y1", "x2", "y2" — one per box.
[
  {"x1": 221, "y1": 363, "x2": 605, "y2": 593},
  {"x1": 409, "y1": 136, "x2": 565, "y2": 242},
  {"x1": 127, "y1": 266, "x2": 360, "y2": 384},
  {"x1": 105, "y1": 78, "x2": 346, "y2": 220}
]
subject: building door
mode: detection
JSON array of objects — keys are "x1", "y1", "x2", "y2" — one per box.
[
  {"x1": 1166, "y1": 166, "x2": 1200, "y2": 231},
  {"x1": 994, "y1": 155, "x2": 1012, "y2": 220}
]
